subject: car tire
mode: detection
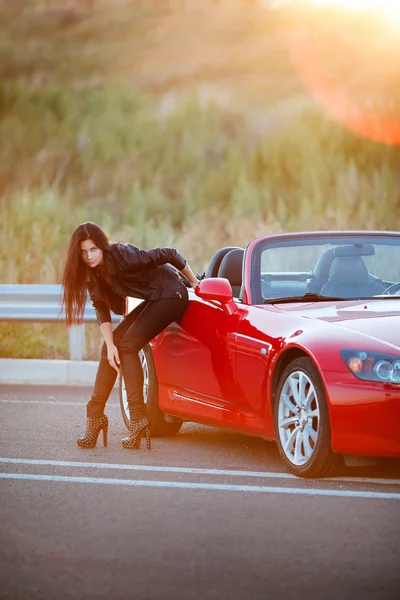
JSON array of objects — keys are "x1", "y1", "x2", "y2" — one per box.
[
  {"x1": 274, "y1": 357, "x2": 343, "y2": 478},
  {"x1": 119, "y1": 343, "x2": 182, "y2": 437}
]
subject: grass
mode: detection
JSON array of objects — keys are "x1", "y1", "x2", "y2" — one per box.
[
  {"x1": 0, "y1": 322, "x2": 102, "y2": 360},
  {"x1": 1, "y1": 0, "x2": 399, "y2": 358}
]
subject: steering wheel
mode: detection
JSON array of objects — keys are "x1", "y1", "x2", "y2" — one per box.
[{"x1": 383, "y1": 282, "x2": 400, "y2": 296}]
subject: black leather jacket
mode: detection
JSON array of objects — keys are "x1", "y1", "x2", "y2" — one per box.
[{"x1": 86, "y1": 243, "x2": 188, "y2": 325}]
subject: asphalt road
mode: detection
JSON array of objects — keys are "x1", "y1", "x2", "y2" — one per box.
[{"x1": 0, "y1": 385, "x2": 399, "y2": 600}]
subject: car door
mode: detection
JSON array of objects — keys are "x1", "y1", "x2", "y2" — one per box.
[
  {"x1": 234, "y1": 304, "x2": 281, "y2": 438},
  {"x1": 152, "y1": 293, "x2": 246, "y2": 426}
]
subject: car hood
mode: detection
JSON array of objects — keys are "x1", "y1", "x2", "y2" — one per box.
[{"x1": 274, "y1": 299, "x2": 400, "y2": 350}]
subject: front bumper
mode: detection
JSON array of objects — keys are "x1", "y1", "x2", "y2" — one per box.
[{"x1": 322, "y1": 370, "x2": 400, "y2": 457}]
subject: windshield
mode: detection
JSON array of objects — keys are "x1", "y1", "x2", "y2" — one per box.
[{"x1": 255, "y1": 234, "x2": 400, "y2": 304}]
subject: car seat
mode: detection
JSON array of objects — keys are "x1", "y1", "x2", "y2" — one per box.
[
  {"x1": 217, "y1": 248, "x2": 244, "y2": 298},
  {"x1": 205, "y1": 246, "x2": 244, "y2": 278},
  {"x1": 320, "y1": 256, "x2": 384, "y2": 298}
]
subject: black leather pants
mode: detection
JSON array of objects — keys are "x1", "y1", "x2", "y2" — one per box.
[{"x1": 86, "y1": 287, "x2": 189, "y2": 419}]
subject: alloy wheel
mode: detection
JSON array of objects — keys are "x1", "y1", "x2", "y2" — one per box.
[{"x1": 277, "y1": 370, "x2": 320, "y2": 466}]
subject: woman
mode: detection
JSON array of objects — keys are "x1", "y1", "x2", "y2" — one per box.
[{"x1": 61, "y1": 222, "x2": 199, "y2": 450}]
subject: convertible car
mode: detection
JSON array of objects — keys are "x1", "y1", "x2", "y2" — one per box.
[{"x1": 120, "y1": 231, "x2": 400, "y2": 478}]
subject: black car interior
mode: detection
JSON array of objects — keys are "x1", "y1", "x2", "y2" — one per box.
[
  {"x1": 319, "y1": 256, "x2": 384, "y2": 297},
  {"x1": 205, "y1": 246, "x2": 244, "y2": 299},
  {"x1": 261, "y1": 244, "x2": 386, "y2": 300},
  {"x1": 217, "y1": 249, "x2": 244, "y2": 298},
  {"x1": 204, "y1": 242, "x2": 390, "y2": 303}
]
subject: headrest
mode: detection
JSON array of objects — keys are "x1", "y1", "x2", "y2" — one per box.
[
  {"x1": 218, "y1": 248, "x2": 244, "y2": 285},
  {"x1": 205, "y1": 246, "x2": 243, "y2": 278},
  {"x1": 328, "y1": 256, "x2": 369, "y2": 286}
]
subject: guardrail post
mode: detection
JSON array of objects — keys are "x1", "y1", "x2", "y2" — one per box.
[{"x1": 68, "y1": 324, "x2": 86, "y2": 361}]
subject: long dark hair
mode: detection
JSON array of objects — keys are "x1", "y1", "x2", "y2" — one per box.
[{"x1": 61, "y1": 222, "x2": 109, "y2": 326}]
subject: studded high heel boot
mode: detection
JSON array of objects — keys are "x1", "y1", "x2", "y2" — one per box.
[
  {"x1": 77, "y1": 415, "x2": 108, "y2": 448},
  {"x1": 121, "y1": 417, "x2": 151, "y2": 449}
]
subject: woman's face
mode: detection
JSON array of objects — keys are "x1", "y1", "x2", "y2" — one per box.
[{"x1": 80, "y1": 238, "x2": 104, "y2": 268}]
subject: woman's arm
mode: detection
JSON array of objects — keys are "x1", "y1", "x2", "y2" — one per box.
[
  {"x1": 113, "y1": 244, "x2": 187, "y2": 273},
  {"x1": 180, "y1": 263, "x2": 199, "y2": 287},
  {"x1": 87, "y1": 280, "x2": 112, "y2": 326},
  {"x1": 100, "y1": 321, "x2": 120, "y2": 374},
  {"x1": 100, "y1": 321, "x2": 114, "y2": 346},
  {"x1": 114, "y1": 243, "x2": 199, "y2": 286}
]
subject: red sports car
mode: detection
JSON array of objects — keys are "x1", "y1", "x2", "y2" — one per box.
[{"x1": 120, "y1": 231, "x2": 400, "y2": 478}]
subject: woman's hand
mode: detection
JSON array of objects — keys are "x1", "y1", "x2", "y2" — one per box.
[
  {"x1": 107, "y1": 344, "x2": 121, "y2": 374},
  {"x1": 180, "y1": 263, "x2": 200, "y2": 288}
]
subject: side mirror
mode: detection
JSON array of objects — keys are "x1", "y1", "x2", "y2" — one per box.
[{"x1": 195, "y1": 278, "x2": 237, "y2": 315}]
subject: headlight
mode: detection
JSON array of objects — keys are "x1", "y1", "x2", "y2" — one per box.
[{"x1": 340, "y1": 350, "x2": 400, "y2": 383}]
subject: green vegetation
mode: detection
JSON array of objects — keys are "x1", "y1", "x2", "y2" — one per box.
[{"x1": 1, "y1": 1, "x2": 399, "y2": 359}]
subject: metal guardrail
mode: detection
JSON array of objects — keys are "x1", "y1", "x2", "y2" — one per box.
[{"x1": 0, "y1": 284, "x2": 121, "y2": 360}]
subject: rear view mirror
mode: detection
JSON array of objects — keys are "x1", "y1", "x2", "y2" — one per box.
[{"x1": 333, "y1": 244, "x2": 375, "y2": 257}]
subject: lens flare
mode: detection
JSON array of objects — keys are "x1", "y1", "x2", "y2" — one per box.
[
  {"x1": 284, "y1": 1, "x2": 400, "y2": 144},
  {"x1": 313, "y1": 0, "x2": 400, "y2": 21}
]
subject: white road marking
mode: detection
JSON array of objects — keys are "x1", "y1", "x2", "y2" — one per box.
[
  {"x1": 1, "y1": 472, "x2": 399, "y2": 499},
  {"x1": 0, "y1": 400, "x2": 119, "y2": 406},
  {"x1": 0, "y1": 458, "x2": 399, "y2": 486}
]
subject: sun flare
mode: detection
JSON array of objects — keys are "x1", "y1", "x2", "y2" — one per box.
[
  {"x1": 313, "y1": 0, "x2": 400, "y2": 22},
  {"x1": 283, "y1": 0, "x2": 400, "y2": 144}
]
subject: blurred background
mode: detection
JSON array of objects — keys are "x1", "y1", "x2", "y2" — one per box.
[{"x1": 1, "y1": 0, "x2": 399, "y2": 358}]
